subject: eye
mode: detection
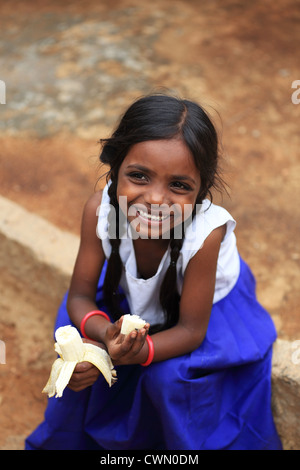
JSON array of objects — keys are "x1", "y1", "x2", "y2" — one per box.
[
  {"x1": 128, "y1": 172, "x2": 148, "y2": 182},
  {"x1": 171, "y1": 181, "x2": 192, "y2": 191}
]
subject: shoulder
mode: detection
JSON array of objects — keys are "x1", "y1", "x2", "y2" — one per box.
[
  {"x1": 80, "y1": 191, "x2": 103, "y2": 239},
  {"x1": 196, "y1": 200, "x2": 236, "y2": 233},
  {"x1": 182, "y1": 223, "x2": 224, "y2": 289},
  {"x1": 183, "y1": 201, "x2": 236, "y2": 249},
  {"x1": 180, "y1": 200, "x2": 236, "y2": 271},
  {"x1": 84, "y1": 190, "x2": 103, "y2": 215}
]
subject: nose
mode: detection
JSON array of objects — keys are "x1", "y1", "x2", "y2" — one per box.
[{"x1": 144, "y1": 184, "x2": 167, "y2": 207}]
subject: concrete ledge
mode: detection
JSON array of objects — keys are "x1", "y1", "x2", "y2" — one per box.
[
  {"x1": 0, "y1": 195, "x2": 79, "y2": 300},
  {"x1": 1, "y1": 196, "x2": 299, "y2": 450}
]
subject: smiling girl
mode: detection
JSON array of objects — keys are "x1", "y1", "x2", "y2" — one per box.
[{"x1": 26, "y1": 94, "x2": 281, "y2": 450}]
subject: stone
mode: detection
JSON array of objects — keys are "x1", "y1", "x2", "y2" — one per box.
[{"x1": 272, "y1": 339, "x2": 300, "y2": 449}]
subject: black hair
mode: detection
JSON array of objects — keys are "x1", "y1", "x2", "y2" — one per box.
[{"x1": 98, "y1": 93, "x2": 226, "y2": 332}]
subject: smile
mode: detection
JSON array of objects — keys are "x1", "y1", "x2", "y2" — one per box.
[{"x1": 137, "y1": 209, "x2": 170, "y2": 222}]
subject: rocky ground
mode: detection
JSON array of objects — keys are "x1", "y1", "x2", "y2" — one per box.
[{"x1": 0, "y1": 0, "x2": 299, "y2": 449}]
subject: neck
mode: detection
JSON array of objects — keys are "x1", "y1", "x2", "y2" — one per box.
[{"x1": 133, "y1": 237, "x2": 170, "y2": 252}]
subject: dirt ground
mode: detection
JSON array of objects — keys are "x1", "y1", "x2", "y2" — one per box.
[{"x1": 0, "y1": 0, "x2": 299, "y2": 449}]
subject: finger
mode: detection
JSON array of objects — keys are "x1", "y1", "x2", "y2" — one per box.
[
  {"x1": 123, "y1": 321, "x2": 150, "y2": 346},
  {"x1": 68, "y1": 367, "x2": 100, "y2": 390},
  {"x1": 120, "y1": 325, "x2": 146, "y2": 351},
  {"x1": 129, "y1": 328, "x2": 148, "y2": 355},
  {"x1": 73, "y1": 361, "x2": 95, "y2": 373},
  {"x1": 69, "y1": 370, "x2": 100, "y2": 385},
  {"x1": 117, "y1": 329, "x2": 138, "y2": 354},
  {"x1": 113, "y1": 316, "x2": 123, "y2": 328},
  {"x1": 141, "y1": 323, "x2": 150, "y2": 335},
  {"x1": 71, "y1": 367, "x2": 100, "y2": 383},
  {"x1": 106, "y1": 317, "x2": 123, "y2": 340},
  {"x1": 68, "y1": 375, "x2": 99, "y2": 392}
]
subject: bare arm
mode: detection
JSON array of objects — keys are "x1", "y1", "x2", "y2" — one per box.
[
  {"x1": 151, "y1": 224, "x2": 226, "y2": 361},
  {"x1": 66, "y1": 191, "x2": 107, "y2": 340},
  {"x1": 66, "y1": 191, "x2": 149, "y2": 364},
  {"x1": 112, "y1": 224, "x2": 226, "y2": 365}
]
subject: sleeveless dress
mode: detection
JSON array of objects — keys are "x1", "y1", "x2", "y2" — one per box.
[{"x1": 25, "y1": 185, "x2": 282, "y2": 450}]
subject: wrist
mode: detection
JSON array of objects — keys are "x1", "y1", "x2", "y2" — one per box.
[{"x1": 80, "y1": 310, "x2": 111, "y2": 342}]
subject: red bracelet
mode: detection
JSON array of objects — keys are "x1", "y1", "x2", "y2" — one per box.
[
  {"x1": 141, "y1": 335, "x2": 154, "y2": 366},
  {"x1": 80, "y1": 310, "x2": 110, "y2": 339}
]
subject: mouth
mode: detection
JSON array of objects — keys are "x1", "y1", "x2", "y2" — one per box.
[{"x1": 136, "y1": 208, "x2": 170, "y2": 223}]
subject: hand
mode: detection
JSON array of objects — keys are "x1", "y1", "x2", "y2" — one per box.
[
  {"x1": 105, "y1": 316, "x2": 150, "y2": 365},
  {"x1": 67, "y1": 361, "x2": 100, "y2": 392},
  {"x1": 67, "y1": 339, "x2": 105, "y2": 392}
]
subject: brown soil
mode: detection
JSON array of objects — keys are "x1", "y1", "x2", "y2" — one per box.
[{"x1": 0, "y1": 0, "x2": 299, "y2": 449}]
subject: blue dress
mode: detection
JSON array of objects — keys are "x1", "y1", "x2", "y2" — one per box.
[{"x1": 25, "y1": 257, "x2": 282, "y2": 450}]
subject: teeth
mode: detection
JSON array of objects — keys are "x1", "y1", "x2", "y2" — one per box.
[{"x1": 138, "y1": 209, "x2": 169, "y2": 222}]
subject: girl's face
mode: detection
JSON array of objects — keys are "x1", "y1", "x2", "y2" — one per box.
[{"x1": 116, "y1": 139, "x2": 202, "y2": 239}]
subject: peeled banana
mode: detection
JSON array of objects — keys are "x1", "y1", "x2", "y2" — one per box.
[
  {"x1": 43, "y1": 325, "x2": 117, "y2": 398},
  {"x1": 120, "y1": 314, "x2": 146, "y2": 335}
]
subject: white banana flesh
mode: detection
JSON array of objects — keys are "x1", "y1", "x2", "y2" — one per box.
[
  {"x1": 120, "y1": 314, "x2": 146, "y2": 335},
  {"x1": 43, "y1": 325, "x2": 117, "y2": 398}
]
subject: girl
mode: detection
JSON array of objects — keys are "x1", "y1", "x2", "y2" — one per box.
[{"x1": 26, "y1": 94, "x2": 282, "y2": 450}]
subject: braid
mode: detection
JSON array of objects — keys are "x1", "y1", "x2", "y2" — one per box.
[
  {"x1": 102, "y1": 178, "x2": 124, "y2": 320},
  {"x1": 159, "y1": 236, "x2": 183, "y2": 331},
  {"x1": 103, "y1": 177, "x2": 184, "y2": 328}
]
